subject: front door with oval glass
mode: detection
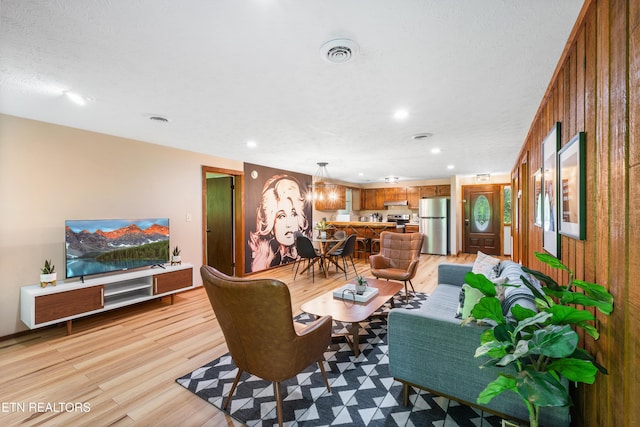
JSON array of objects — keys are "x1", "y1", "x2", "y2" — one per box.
[{"x1": 463, "y1": 184, "x2": 502, "y2": 255}]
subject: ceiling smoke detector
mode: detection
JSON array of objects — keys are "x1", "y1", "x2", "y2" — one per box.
[{"x1": 320, "y1": 39, "x2": 358, "y2": 63}]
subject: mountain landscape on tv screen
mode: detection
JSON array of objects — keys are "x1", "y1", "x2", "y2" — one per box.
[
  {"x1": 65, "y1": 220, "x2": 170, "y2": 281},
  {"x1": 66, "y1": 223, "x2": 169, "y2": 258}
]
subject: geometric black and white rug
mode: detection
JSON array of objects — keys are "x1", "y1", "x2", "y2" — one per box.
[{"x1": 176, "y1": 292, "x2": 503, "y2": 426}]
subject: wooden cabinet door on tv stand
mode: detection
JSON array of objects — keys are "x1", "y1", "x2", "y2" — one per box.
[
  {"x1": 35, "y1": 286, "x2": 103, "y2": 325},
  {"x1": 154, "y1": 269, "x2": 193, "y2": 297}
]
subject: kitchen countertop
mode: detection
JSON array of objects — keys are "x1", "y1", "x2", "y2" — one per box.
[{"x1": 327, "y1": 221, "x2": 396, "y2": 227}]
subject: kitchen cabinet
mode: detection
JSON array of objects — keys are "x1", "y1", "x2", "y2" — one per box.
[
  {"x1": 384, "y1": 187, "x2": 406, "y2": 202},
  {"x1": 419, "y1": 185, "x2": 450, "y2": 198},
  {"x1": 405, "y1": 224, "x2": 419, "y2": 233},
  {"x1": 361, "y1": 186, "x2": 421, "y2": 210},
  {"x1": 437, "y1": 185, "x2": 451, "y2": 196},
  {"x1": 420, "y1": 186, "x2": 437, "y2": 198},
  {"x1": 407, "y1": 187, "x2": 420, "y2": 208},
  {"x1": 361, "y1": 188, "x2": 384, "y2": 210},
  {"x1": 314, "y1": 185, "x2": 346, "y2": 211}
]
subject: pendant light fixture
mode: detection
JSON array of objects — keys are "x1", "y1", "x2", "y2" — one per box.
[{"x1": 310, "y1": 162, "x2": 337, "y2": 201}]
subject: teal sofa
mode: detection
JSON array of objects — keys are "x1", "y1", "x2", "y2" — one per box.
[{"x1": 388, "y1": 261, "x2": 570, "y2": 426}]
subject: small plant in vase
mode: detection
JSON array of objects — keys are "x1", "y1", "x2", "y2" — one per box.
[
  {"x1": 314, "y1": 217, "x2": 333, "y2": 239},
  {"x1": 40, "y1": 259, "x2": 57, "y2": 287},
  {"x1": 355, "y1": 276, "x2": 368, "y2": 295},
  {"x1": 171, "y1": 246, "x2": 181, "y2": 265}
]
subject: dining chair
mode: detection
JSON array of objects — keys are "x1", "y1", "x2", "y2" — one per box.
[
  {"x1": 199, "y1": 266, "x2": 332, "y2": 427},
  {"x1": 293, "y1": 234, "x2": 324, "y2": 282},
  {"x1": 328, "y1": 234, "x2": 358, "y2": 279}
]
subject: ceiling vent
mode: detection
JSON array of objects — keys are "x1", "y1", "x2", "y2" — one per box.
[
  {"x1": 149, "y1": 115, "x2": 169, "y2": 123},
  {"x1": 412, "y1": 133, "x2": 433, "y2": 140},
  {"x1": 320, "y1": 39, "x2": 358, "y2": 63}
]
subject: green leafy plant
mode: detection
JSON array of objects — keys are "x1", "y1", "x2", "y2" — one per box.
[
  {"x1": 314, "y1": 217, "x2": 333, "y2": 232},
  {"x1": 172, "y1": 246, "x2": 181, "y2": 257},
  {"x1": 41, "y1": 259, "x2": 55, "y2": 274},
  {"x1": 356, "y1": 276, "x2": 368, "y2": 287},
  {"x1": 465, "y1": 252, "x2": 613, "y2": 427}
]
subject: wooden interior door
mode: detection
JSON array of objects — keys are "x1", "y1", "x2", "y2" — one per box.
[
  {"x1": 206, "y1": 176, "x2": 234, "y2": 275},
  {"x1": 463, "y1": 184, "x2": 502, "y2": 255}
]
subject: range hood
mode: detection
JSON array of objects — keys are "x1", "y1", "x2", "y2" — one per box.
[{"x1": 383, "y1": 200, "x2": 408, "y2": 207}]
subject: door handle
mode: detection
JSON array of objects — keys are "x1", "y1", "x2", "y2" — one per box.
[{"x1": 465, "y1": 219, "x2": 469, "y2": 226}]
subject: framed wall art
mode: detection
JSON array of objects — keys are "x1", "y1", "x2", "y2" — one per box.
[
  {"x1": 558, "y1": 132, "x2": 586, "y2": 240},
  {"x1": 533, "y1": 168, "x2": 543, "y2": 227},
  {"x1": 243, "y1": 163, "x2": 312, "y2": 274},
  {"x1": 542, "y1": 122, "x2": 561, "y2": 257}
]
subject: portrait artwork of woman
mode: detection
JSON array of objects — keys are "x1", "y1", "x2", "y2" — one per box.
[{"x1": 248, "y1": 174, "x2": 310, "y2": 272}]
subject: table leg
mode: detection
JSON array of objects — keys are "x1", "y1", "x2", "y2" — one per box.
[{"x1": 350, "y1": 322, "x2": 360, "y2": 357}]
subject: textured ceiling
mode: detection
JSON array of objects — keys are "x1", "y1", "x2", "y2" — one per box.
[{"x1": 0, "y1": 0, "x2": 583, "y2": 184}]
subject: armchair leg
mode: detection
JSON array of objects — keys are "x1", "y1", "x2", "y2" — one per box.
[
  {"x1": 403, "y1": 280, "x2": 416, "y2": 304},
  {"x1": 318, "y1": 358, "x2": 331, "y2": 393},
  {"x1": 223, "y1": 369, "x2": 243, "y2": 411}
]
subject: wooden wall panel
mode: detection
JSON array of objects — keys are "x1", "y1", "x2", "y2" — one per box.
[
  {"x1": 608, "y1": 1, "x2": 629, "y2": 426},
  {"x1": 629, "y1": 0, "x2": 640, "y2": 422},
  {"x1": 594, "y1": 0, "x2": 612, "y2": 422},
  {"x1": 511, "y1": 0, "x2": 638, "y2": 425}
]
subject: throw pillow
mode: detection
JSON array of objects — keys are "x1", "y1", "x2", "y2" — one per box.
[
  {"x1": 472, "y1": 251, "x2": 501, "y2": 279},
  {"x1": 455, "y1": 287, "x2": 465, "y2": 319}
]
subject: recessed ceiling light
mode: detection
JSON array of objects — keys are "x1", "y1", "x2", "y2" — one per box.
[
  {"x1": 447, "y1": 165, "x2": 455, "y2": 170},
  {"x1": 246, "y1": 140, "x2": 257, "y2": 148},
  {"x1": 64, "y1": 91, "x2": 87, "y2": 106},
  {"x1": 394, "y1": 109, "x2": 409, "y2": 121},
  {"x1": 358, "y1": 172, "x2": 364, "y2": 177},
  {"x1": 431, "y1": 148, "x2": 441, "y2": 154}
]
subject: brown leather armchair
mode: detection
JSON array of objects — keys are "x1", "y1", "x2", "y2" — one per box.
[
  {"x1": 369, "y1": 231, "x2": 424, "y2": 303},
  {"x1": 200, "y1": 265, "x2": 332, "y2": 426}
]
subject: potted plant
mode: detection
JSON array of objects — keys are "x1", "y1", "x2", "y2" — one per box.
[
  {"x1": 464, "y1": 252, "x2": 613, "y2": 427},
  {"x1": 172, "y1": 246, "x2": 181, "y2": 264},
  {"x1": 40, "y1": 259, "x2": 57, "y2": 287},
  {"x1": 314, "y1": 217, "x2": 333, "y2": 239},
  {"x1": 355, "y1": 276, "x2": 368, "y2": 295}
]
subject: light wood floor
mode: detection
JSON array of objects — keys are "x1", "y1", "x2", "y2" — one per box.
[{"x1": 0, "y1": 253, "x2": 476, "y2": 426}]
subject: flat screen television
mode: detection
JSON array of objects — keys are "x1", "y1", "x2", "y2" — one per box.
[{"x1": 65, "y1": 218, "x2": 170, "y2": 280}]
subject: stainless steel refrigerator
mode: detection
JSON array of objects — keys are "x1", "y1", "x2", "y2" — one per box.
[{"x1": 419, "y1": 197, "x2": 449, "y2": 255}]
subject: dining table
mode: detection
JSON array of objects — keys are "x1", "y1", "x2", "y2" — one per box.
[{"x1": 312, "y1": 236, "x2": 347, "y2": 278}]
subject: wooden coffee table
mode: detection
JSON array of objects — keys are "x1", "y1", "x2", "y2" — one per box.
[{"x1": 300, "y1": 278, "x2": 403, "y2": 356}]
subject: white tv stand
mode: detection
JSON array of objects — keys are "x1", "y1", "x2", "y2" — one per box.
[{"x1": 20, "y1": 263, "x2": 193, "y2": 334}]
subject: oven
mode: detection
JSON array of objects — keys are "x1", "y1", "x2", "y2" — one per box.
[{"x1": 386, "y1": 214, "x2": 410, "y2": 231}]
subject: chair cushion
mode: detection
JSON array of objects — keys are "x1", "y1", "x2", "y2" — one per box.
[{"x1": 370, "y1": 267, "x2": 412, "y2": 281}]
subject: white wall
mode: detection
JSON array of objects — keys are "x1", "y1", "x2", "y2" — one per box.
[{"x1": 0, "y1": 114, "x2": 243, "y2": 336}]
